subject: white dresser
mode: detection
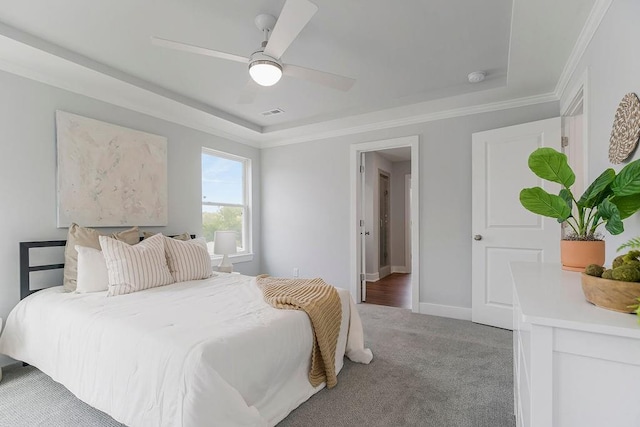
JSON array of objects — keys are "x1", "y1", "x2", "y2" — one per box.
[{"x1": 511, "y1": 262, "x2": 640, "y2": 427}]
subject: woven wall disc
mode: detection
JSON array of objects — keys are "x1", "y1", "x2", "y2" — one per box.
[{"x1": 609, "y1": 92, "x2": 640, "y2": 164}]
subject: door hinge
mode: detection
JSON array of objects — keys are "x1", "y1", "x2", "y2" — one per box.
[
  {"x1": 360, "y1": 219, "x2": 364, "y2": 227},
  {"x1": 360, "y1": 273, "x2": 365, "y2": 281},
  {"x1": 360, "y1": 164, "x2": 365, "y2": 173},
  {"x1": 561, "y1": 136, "x2": 569, "y2": 147}
]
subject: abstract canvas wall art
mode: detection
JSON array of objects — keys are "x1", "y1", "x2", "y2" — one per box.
[{"x1": 56, "y1": 111, "x2": 168, "y2": 227}]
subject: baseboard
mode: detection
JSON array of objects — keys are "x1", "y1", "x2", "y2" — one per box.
[
  {"x1": 419, "y1": 302, "x2": 472, "y2": 321},
  {"x1": 391, "y1": 266, "x2": 408, "y2": 274},
  {"x1": 365, "y1": 273, "x2": 379, "y2": 282},
  {"x1": 379, "y1": 266, "x2": 391, "y2": 278}
]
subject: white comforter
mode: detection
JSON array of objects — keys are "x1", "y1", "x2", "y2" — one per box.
[{"x1": 0, "y1": 273, "x2": 372, "y2": 426}]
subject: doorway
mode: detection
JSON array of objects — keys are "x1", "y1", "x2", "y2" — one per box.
[
  {"x1": 364, "y1": 273, "x2": 412, "y2": 309},
  {"x1": 378, "y1": 171, "x2": 390, "y2": 277},
  {"x1": 349, "y1": 136, "x2": 420, "y2": 313}
]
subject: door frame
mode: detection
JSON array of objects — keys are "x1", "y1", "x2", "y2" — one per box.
[
  {"x1": 378, "y1": 169, "x2": 391, "y2": 277},
  {"x1": 560, "y1": 69, "x2": 589, "y2": 190},
  {"x1": 349, "y1": 135, "x2": 420, "y2": 313},
  {"x1": 405, "y1": 174, "x2": 412, "y2": 273}
]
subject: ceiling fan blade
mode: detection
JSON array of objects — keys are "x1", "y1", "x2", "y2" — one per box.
[
  {"x1": 237, "y1": 80, "x2": 260, "y2": 104},
  {"x1": 283, "y1": 64, "x2": 355, "y2": 91},
  {"x1": 151, "y1": 36, "x2": 249, "y2": 64},
  {"x1": 263, "y1": 0, "x2": 318, "y2": 60}
]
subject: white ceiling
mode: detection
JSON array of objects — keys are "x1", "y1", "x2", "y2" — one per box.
[
  {"x1": 0, "y1": 0, "x2": 598, "y2": 145},
  {"x1": 377, "y1": 147, "x2": 411, "y2": 163}
]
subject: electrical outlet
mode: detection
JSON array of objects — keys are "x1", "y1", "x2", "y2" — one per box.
[{"x1": 293, "y1": 267, "x2": 299, "y2": 278}]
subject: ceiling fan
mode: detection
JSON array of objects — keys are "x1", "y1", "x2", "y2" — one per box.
[{"x1": 151, "y1": 0, "x2": 355, "y2": 104}]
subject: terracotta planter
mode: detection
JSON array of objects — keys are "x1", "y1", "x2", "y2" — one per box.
[{"x1": 560, "y1": 240, "x2": 605, "y2": 272}]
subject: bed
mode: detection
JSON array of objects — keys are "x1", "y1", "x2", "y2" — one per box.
[{"x1": 0, "y1": 239, "x2": 373, "y2": 427}]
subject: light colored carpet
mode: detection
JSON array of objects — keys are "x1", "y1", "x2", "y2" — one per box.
[{"x1": 0, "y1": 303, "x2": 515, "y2": 427}]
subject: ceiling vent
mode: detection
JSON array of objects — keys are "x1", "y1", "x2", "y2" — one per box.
[{"x1": 260, "y1": 108, "x2": 285, "y2": 116}]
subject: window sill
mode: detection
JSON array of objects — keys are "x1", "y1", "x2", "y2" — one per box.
[{"x1": 210, "y1": 253, "x2": 254, "y2": 264}]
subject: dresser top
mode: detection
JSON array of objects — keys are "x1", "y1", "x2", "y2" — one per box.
[{"x1": 511, "y1": 262, "x2": 640, "y2": 338}]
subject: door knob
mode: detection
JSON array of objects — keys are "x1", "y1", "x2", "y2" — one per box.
[{"x1": 474, "y1": 234, "x2": 483, "y2": 241}]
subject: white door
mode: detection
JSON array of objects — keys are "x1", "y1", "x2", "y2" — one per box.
[{"x1": 472, "y1": 118, "x2": 562, "y2": 329}]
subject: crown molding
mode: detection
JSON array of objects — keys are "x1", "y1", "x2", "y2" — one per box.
[
  {"x1": 0, "y1": 22, "x2": 264, "y2": 147},
  {"x1": 260, "y1": 92, "x2": 559, "y2": 148},
  {"x1": 554, "y1": 0, "x2": 613, "y2": 100},
  {"x1": 0, "y1": 19, "x2": 570, "y2": 151}
]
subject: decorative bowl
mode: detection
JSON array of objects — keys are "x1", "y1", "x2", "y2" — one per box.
[{"x1": 581, "y1": 273, "x2": 640, "y2": 313}]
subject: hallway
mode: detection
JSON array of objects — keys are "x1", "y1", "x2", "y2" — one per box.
[{"x1": 364, "y1": 273, "x2": 411, "y2": 309}]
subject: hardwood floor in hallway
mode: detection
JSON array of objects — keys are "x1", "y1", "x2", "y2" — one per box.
[{"x1": 364, "y1": 273, "x2": 411, "y2": 309}]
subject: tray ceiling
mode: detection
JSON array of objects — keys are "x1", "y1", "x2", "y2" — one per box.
[{"x1": 0, "y1": 0, "x2": 597, "y2": 144}]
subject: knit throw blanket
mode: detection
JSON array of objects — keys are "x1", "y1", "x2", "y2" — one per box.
[{"x1": 256, "y1": 275, "x2": 342, "y2": 388}]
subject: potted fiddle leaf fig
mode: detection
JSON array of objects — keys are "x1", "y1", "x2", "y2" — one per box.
[{"x1": 520, "y1": 147, "x2": 640, "y2": 271}]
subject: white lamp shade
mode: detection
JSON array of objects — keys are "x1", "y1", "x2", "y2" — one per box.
[
  {"x1": 249, "y1": 61, "x2": 283, "y2": 86},
  {"x1": 214, "y1": 231, "x2": 238, "y2": 255}
]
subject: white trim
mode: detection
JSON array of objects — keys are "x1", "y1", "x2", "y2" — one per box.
[
  {"x1": 0, "y1": 3, "x2": 613, "y2": 151},
  {"x1": 210, "y1": 253, "x2": 254, "y2": 264},
  {"x1": 560, "y1": 69, "x2": 589, "y2": 191},
  {"x1": 0, "y1": 33, "x2": 558, "y2": 151},
  {"x1": 0, "y1": 25, "x2": 263, "y2": 147},
  {"x1": 350, "y1": 135, "x2": 420, "y2": 313},
  {"x1": 554, "y1": 0, "x2": 613, "y2": 99},
  {"x1": 560, "y1": 68, "x2": 588, "y2": 116},
  {"x1": 0, "y1": 22, "x2": 561, "y2": 150},
  {"x1": 391, "y1": 266, "x2": 408, "y2": 274},
  {"x1": 263, "y1": 92, "x2": 558, "y2": 148},
  {"x1": 378, "y1": 265, "x2": 391, "y2": 279},
  {"x1": 404, "y1": 174, "x2": 412, "y2": 274},
  {"x1": 419, "y1": 302, "x2": 472, "y2": 321},
  {"x1": 202, "y1": 148, "x2": 253, "y2": 257},
  {"x1": 365, "y1": 273, "x2": 380, "y2": 282}
]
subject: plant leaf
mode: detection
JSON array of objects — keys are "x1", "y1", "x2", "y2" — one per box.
[
  {"x1": 558, "y1": 189, "x2": 573, "y2": 223},
  {"x1": 577, "y1": 169, "x2": 615, "y2": 208},
  {"x1": 610, "y1": 194, "x2": 640, "y2": 219},
  {"x1": 618, "y1": 237, "x2": 640, "y2": 252},
  {"x1": 528, "y1": 148, "x2": 575, "y2": 188},
  {"x1": 598, "y1": 198, "x2": 624, "y2": 235},
  {"x1": 559, "y1": 188, "x2": 573, "y2": 208},
  {"x1": 520, "y1": 187, "x2": 572, "y2": 220},
  {"x1": 611, "y1": 158, "x2": 640, "y2": 196}
]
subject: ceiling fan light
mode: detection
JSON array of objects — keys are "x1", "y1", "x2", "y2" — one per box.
[{"x1": 249, "y1": 60, "x2": 283, "y2": 86}]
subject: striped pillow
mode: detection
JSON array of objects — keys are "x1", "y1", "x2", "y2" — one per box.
[
  {"x1": 99, "y1": 233, "x2": 174, "y2": 296},
  {"x1": 163, "y1": 236, "x2": 213, "y2": 282}
]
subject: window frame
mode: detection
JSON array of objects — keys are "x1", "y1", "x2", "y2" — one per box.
[{"x1": 201, "y1": 147, "x2": 253, "y2": 263}]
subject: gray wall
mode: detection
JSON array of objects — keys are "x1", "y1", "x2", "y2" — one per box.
[
  {"x1": 261, "y1": 101, "x2": 559, "y2": 309},
  {"x1": 0, "y1": 71, "x2": 262, "y2": 365},
  {"x1": 562, "y1": 0, "x2": 640, "y2": 262}
]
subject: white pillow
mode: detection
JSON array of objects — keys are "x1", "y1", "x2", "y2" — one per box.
[
  {"x1": 75, "y1": 245, "x2": 109, "y2": 293},
  {"x1": 163, "y1": 236, "x2": 214, "y2": 282},
  {"x1": 99, "y1": 233, "x2": 174, "y2": 296}
]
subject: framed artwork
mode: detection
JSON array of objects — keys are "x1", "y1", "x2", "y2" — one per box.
[{"x1": 56, "y1": 111, "x2": 168, "y2": 227}]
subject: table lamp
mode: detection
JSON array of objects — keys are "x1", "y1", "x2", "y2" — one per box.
[{"x1": 214, "y1": 231, "x2": 237, "y2": 273}]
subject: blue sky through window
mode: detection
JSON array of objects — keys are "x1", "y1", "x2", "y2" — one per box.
[{"x1": 202, "y1": 153, "x2": 243, "y2": 205}]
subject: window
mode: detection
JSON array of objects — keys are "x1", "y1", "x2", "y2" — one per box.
[{"x1": 202, "y1": 148, "x2": 251, "y2": 257}]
